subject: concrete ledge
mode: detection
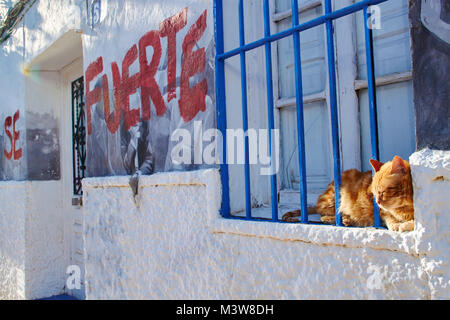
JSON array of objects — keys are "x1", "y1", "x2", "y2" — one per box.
[
  {"x1": 83, "y1": 169, "x2": 222, "y2": 227},
  {"x1": 210, "y1": 218, "x2": 419, "y2": 256}
]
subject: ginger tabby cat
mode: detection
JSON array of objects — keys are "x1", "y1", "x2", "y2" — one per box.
[{"x1": 282, "y1": 156, "x2": 414, "y2": 232}]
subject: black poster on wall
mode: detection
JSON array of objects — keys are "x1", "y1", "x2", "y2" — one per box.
[{"x1": 410, "y1": 0, "x2": 450, "y2": 151}]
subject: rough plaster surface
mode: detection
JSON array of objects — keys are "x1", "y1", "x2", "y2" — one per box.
[
  {"x1": 0, "y1": 0, "x2": 86, "y2": 300},
  {"x1": 25, "y1": 181, "x2": 65, "y2": 299},
  {"x1": 410, "y1": 148, "x2": 450, "y2": 299},
  {"x1": 23, "y1": 0, "x2": 83, "y2": 63},
  {"x1": 82, "y1": 150, "x2": 449, "y2": 299},
  {"x1": 0, "y1": 181, "x2": 65, "y2": 300},
  {"x1": 83, "y1": 170, "x2": 227, "y2": 299},
  {"x1": 0, "y1": 182, "x2": 26, "y2": 300}
]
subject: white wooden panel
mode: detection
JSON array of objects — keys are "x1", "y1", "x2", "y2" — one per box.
[
  {"x1": 277, "y1": 5, "x2": 325, "y2": 98},
  {"x1": 356, "y1": 0, "x2": 411, "y2": 79},
  {"x1": 334, "y1": 0, "x2": 361, "y2": 171},
  {"x1": 223, "y1": 0, "x2": 273, "y2": 213},
  {"x1": 359, "y1": 81, "x2": 416, "y2": 172},
  {"x1": 275, "y1": 0, "x2": 319, "y2": 13},
  {"x1": 356, "y1": 0, "x2": 415, "y2": 172},
  {"x1": 280, "y1": 101, "x2": 331, "y2": 190}
]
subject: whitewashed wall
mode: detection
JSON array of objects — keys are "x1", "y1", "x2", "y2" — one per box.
[
  {"x1": 0, "y1": 182, "x2": 26, "y2": 300},
  {"x1": 0, "y1": 0, "x2": 84, "y2": 299},
  {"x1": 82, "y1": 149, "x2": 449, "y2": 299},
  {"x1": 0, "y1": 181, "x2": 65, "y2": 300}
]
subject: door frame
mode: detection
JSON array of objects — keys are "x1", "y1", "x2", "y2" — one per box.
[{"x1": 60, "y1": 56, "x2": 85, "y2": 299}]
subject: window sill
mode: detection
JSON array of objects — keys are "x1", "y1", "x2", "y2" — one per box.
[{"x1": 209, "y1": 215, "x2": 419, "y2": 257}]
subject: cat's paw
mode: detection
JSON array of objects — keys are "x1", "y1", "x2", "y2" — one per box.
[
  {"x1": 320, "y1": 216, "x2": 336, "y2": 224},
  {"x1": 387, "y1": 222, "x2": 401, "y2": 232},
  {"x1": 398, "y1": 220, "x2": 414, "y2": 232},
  {"x1": 342, "y1": 215, "x2": 352, "y2": 227}
]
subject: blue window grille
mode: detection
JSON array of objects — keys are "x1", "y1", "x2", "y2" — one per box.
[{"x1": 213, "y1": 0, "x2": 388, "y2": 227}]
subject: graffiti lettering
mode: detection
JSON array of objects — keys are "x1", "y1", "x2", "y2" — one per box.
[
  {"x1": 179, "y1": 10, "x2": 208, "y2": 123},
  {"x1": 159, "y1": 7, "x2": 188, "y2": 102},
  {"x1": 85, "y1": 56, "x2": 103, "y2": 135},
  {"x1": 3, "y1": 116, "x2": 12, "y2": 159},
  {"x1": 112, "y1": 44, "x2": 141, "y2": 132},
  {"x1": 84, "y1": 8, "x2": 208, "y2": 135},
  {"x1": 139, "y1": 29, "x2": 166, "y2": 121},
  {"x1": 3, "y1": 109, "x2": 22, "y2": 160}
]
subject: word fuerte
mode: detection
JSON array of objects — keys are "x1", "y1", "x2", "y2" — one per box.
[{"x1": 85, "y1": 7, "x2": 208, "y2": 136}]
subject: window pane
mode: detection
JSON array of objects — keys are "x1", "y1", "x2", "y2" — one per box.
[
  {"x1": 277, "y1": 6, "x2": 325, "y2": 98},
  {"x1": 275, "y1": 0, "x2": 319, "y2": 13},
  {"x1": 280, "y1": 101, "x2": 331, "y2": 191},
  {"x1": 356, "y1": 0, "x2": 411, "y2": 79},
  {"x1": 359, "y1": 81, "x2": 416, "y2": 172}
]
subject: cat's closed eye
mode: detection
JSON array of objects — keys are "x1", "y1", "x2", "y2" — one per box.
[{"x1": 386, "y1": 186, "x2": 401, "y2": 195}]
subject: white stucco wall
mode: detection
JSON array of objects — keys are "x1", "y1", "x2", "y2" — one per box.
[
  {"x1": 0, "y1": 0, "x2": 85, "y2": 300},
  {"x1": 0, "y1": 181, "x2": 65, "y2": 300},
  {"x1": 23, "y1": 0, "x2": 84, "y2": 64},
  {"x1": 82, "y1": 149, "x2": 449, "y2": 299},
  {"x1": 410, "y1": 148, "x2": 450, "y2": 299},
  {"x1": 24, "y1": 181, "x2": 65, "y2": 299},
  {"x1": 0, "y1": 182, "x2": 26, "y2": 300}
]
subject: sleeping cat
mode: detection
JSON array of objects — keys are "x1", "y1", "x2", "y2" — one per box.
[{"x1": 282, "y1": 156, "x2": 414, "y2": 232}]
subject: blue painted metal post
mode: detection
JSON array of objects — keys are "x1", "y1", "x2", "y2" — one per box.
[
  {"x1": 324, "y1": 0, "x2": 343, "y2": 226},
  {"x1": 213, "y1": 0, "x2": 230, "y2": 218},
  {"x1": 364, "y1": 6, "x2": 382, "y2": 228},
  {"x1": 263, "y1": 0, "x2": 279, "y2": 222},
  {"x1": 291, "y1": 0, "x2": 308, "y2": 224},
  {"x1": 238, "y1": 0, "x2": 252, "y2": 220}
]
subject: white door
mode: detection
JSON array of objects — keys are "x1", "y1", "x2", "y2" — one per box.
[{"x1": 61, "y1": 58, "x2": 85, "y2": 299}]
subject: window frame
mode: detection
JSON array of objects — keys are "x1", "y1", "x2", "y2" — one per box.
[
  {"x1": 272, "y1": 0, "x2": 413, "y2": 198},
  {"x1": 214, "y1": 0, "x2": 410, "y2": 227}
]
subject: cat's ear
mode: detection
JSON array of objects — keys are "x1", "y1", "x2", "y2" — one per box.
[
  {"x1": 370, "y1": 159, "x2": 384, "y2": 173},
  {"x1": 391, "y1": 156, "x2": 407, "y2": 175}
]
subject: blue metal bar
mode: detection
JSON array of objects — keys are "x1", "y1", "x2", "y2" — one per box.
[
  {"x1": 291, "y1": 0, "x2": 308, "y2": 224},
  {"x1": 213, "y1": 0, "x2": 230, "y2": 218},
  {"x1": 218, "y1": 0, "x2": 388, "y2": 61},
  {"x1": 263, "y1": 0, "x2": 278, "y2": 222},
  {"x1": 363, "y1": 6, "x2": 382, "y2": 228},
  {"x1": 324, "y1": 0, "x2": 343, "y2": 227},
  {"x1": 239, "y1": 0, "x2": 252, "y2": 220}
]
